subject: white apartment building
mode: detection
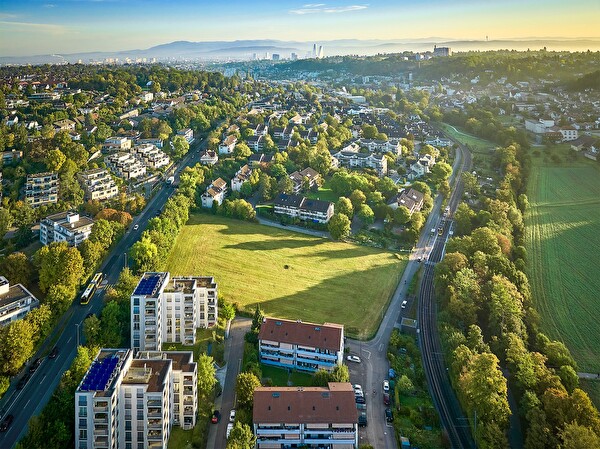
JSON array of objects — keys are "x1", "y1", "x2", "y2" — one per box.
[
  {"x1": 105, "y1": 152, "x2": 147, "y2": 180},
  {"x1": 176, "y1": 128, "x2": 195, "y2": 144},
  {"x1": 25, "y1": 172, "x2": 59, "y2": 207},
  {"x1": 258, "y1": 318, "x2": 344, "y2": 372},
  {"x1": 133, "y1": 144, "x2": 170, "y2": 169},
  {"x1": 131, "y1": 272, "x2": 218, "y2": 351},
  {"x1": 40, "y1": 211, "x2": 95, "y2": 247},
  {"x1": 273, "y1": 194, "x2": 334, "y2": 224},
  {"x1": 218, "y1": 135, "x2": 237, "y2": 154},
  {"x1": 137, "y1": 351, "x2": 197, "y2": 429},
  {"x1": 78, "y1": 169, "x2": 119, "y2": 201},
  {"x1": 231, "y1": 164, "x2": 252, "y2": 192},
  {"x1": 200, "y1": 150, "x2": 219, "y2": 166},
  {"x1": 0, "y1": 276, "x2": 39, "y2": 326},
  {"x1": 331, "y1": 150, "x2": 387, "y2": 176},
  {"x1": 104, "y1": 136, "x2": 132, "y2": 150},
  {"x1": 201, "y1": 178, "x2": 227, "y2": 208},
  {"x1": 75, "y1": 348, "x2": 198, "y2": 449},
  {"x1": 253, "y1": 383, "x2": 358, "y2": 449}
]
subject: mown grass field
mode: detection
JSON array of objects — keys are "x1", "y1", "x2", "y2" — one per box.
[
  {"x1": 440, "y1": 123, "x2": 497, "y2": 176},
  {"x1": 526, "y1": 151, "x2": 600, "y2": 373},
  {"x1": 165, "y1": 214, "x2": 406, "y2": 338}
]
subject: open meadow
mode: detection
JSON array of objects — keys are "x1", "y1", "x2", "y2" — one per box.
[
  {"x1": 526, "y1": 151, "x2": 600, "y2": 373},
  {"x1": 439, "y1": 123, "x2": 498, "y2": 176},
  {"x1": 165, "y1": 214, "x2": 406, "y2": 338}
]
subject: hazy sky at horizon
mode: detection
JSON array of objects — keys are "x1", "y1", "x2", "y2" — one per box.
[{"x1": 0, "y1": 0, "x2": 598, "y2": 56}]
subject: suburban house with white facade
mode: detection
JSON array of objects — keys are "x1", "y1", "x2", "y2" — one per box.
[
  {"x1": 201, "y1": 178, "x2": 227, "y2": 208},
  {"x1": 0, "y1": 276, "x2": 40, "y2": 326},
  {"x1": 388, "y1": 188, "x2": 425, "y2": 214},
  {"x1": 200, "y1": 150, "x2": 219, "y2": 166},
  {"x1": 176, "y1": 128, "x2": 195, "y2": 144},
  {"x1": 231, "y1": 164, "x2": 253, "y2": 192},
  {"x1": 253, "y1": 383, "x2": 359, "y2": 449},
  {"x1": 289, "y1": 167, "x2": 320, "y2": 194},
  {"x1": 258, "y1": 317, "x2": 344, "y2": 372},
  {"x1": 331, "y1": 150, "x2": 388, "y2": 176},
  {"x1": 133, "y1": 143, "x2": 170, "y2": 169},
  {"x1": 105, "y1": 152, "x2": 147, "y2": 180},
  {"x1": 218, "y1": 135, "x2": 237, "y2": 154},
  {"x1": 273, "y1": 194, "x2": 334, "y2": 224},
  {"x1": 40, "y1": 211, "x2": 95, "y2": 247}
]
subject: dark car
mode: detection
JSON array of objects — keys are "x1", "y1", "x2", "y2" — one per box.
[
  {"x1": 385, "y1": 408, "x2": 393, "y2": 422},
  {"x1": 355, "y1": 395, "x2": 365, "y2": 404},
  {"x1": 358, "y1": 412, "x2": 367, "y2": 427},
  {"x1": 383, "y1": 393, "x2": 390, "y2": 406},
  {"x1": 0, "y1": 414, "x2": 14, "y2": 432},
  {"x1": 16, "y1": 373, "x2": 30, "y2": 390},
  {"x1": 356, "y1": 403, "x2": 367, "y2": 411},
  {"x1": 211, "y1": 410, "x2": 221, "y2": 424},
  {"x1": 29, "y1": 357, "x2": 42, "y2": 373},
  {"x1": 49, "y1": 346, "x2": 59, "y2": 359}
]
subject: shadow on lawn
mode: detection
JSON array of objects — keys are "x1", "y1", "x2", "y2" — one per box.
[
  {"x1": 246, "y1": 263, "x2": 404, "y2": 339},
  {"x1": 294, "y1": 245, "x2": 392, "y2": 260},
  {"x1": 224, "y1": 238, "x2": 325, "y2": 252}
]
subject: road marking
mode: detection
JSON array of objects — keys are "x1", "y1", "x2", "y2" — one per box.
[
  {"x1": 66, "y1": 337, "x2": 72, "y2": 343},
  {"x1": 378, "y1": 343, "x2": 383, "y2": 352},
  {"x1": 24, "y1": 399, "x2": 31, "y2": 408},
  {"x1": 363, "y1": 349, "x2": 371, "y2": 359},
  {"x1": 40, "y1": 374, "x2": 46, "y2": 384}
]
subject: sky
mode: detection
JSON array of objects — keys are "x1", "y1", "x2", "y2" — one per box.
[{"x1": 0, "y1": 0, "x2": 599, "y2": 56}]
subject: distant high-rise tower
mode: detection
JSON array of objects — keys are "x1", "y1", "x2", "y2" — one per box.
[
  {"x1": 318, "y1": 45, "x2": 324, "y2": 59},
  {"x1": 312, "y1": 43, "x2": 317, "y2": 58},
  {"x1": 272, "y1": 54, "x2": 280, "y2": 61},
  {"x1": 290, "y1": 52, "x2": 298, "y2": 61}
]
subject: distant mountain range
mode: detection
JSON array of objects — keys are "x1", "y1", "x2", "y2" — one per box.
[{"x1": 2, "y1": 38, "x2": 600, "y2": 65}]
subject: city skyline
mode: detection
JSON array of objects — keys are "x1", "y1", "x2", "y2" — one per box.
[{"x1": 0, "y1": 0, "x2": 599, "y2": 57}]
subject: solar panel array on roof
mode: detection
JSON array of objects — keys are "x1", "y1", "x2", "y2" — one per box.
[
  {"x1": 134, "y1": 274, "x2": 162, "y2": 296},
  {"x1": 80, "y1": 355, "x2": 120, "y2": 392}
]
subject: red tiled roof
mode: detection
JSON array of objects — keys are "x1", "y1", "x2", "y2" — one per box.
[{"x1": 258, "y1": 318, "x2": 343, "y2": 352}]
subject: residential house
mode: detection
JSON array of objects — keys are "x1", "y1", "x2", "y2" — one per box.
[
  {"x1": 40, "y1": 211, "x2": 95, "y2": 247},
  {"x1": 218, "y1": 135, "x2": 237, "y2": 155},
  {"x1": 388, "y1": 188, "x2": 425, "y2": 214},
  {"x1": 245, "y1": 135, "x2": 264, "y2": 152},
  {"x1": 0, "y1": 276, "x2": 40, "y2": 326},
  {"x1": 103, "y1": 136, "x2": 132, "y2": 151},
  {"x1": 130, "y1": 272, "x2": 218, "y2": 351},
  {"x1": 77, "y1": 168, "x2": 119, "y2": 201},
  {"x1": 231, "y1": 164, "x2": 253, "y2": 192},
  {"x1": 25, "y1": 172, "x2": 59, "y2": 207},
  {"x1": 407, "y1": 154, "x2": 436, "y2": 181},
  {"x1": 53, "y1": 119, "x2": 76, "y2": 131},
  {"x1": 2, "y1": 149, "x2": 23, "y2": 165},
  {"x1": 357, "y1": 138, "x2": 400, "y2": 155},
  {"x1": 253, "y1": 382, "x2": 358, "y2": 449},
  {"x1": 137, "y1": 137, "x2": 164, "y2": 149},
  {"x1": 248, "y1": 153, "x2": 274, "y2": 169},
  {"x1": 177, "y1": 128, "x2": 195, "y2": 145},
  {"x1": 273, "y1": 194, "x2": 334, "y2": 224},
  {"x1": 200, "y1": 150, "x2": 218, "y2": 166},
  {"x1": 289, "y1": 167, "x2": 320, "y2": 194},
  {"x1": 201, "y1": 178, "x2": 227, "y2": 208}
]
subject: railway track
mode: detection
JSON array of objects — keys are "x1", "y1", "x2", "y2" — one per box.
[{"x1": 417, "y1": 143, "x2": 476, "y2": 449}]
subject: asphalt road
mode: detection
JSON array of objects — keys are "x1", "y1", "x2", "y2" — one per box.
[{"x1": 0, "y1": 140, "x2": 206, "y2": 449}]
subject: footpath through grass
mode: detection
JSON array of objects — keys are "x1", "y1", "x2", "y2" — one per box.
[
  {"x1": 526, "y1": 150, "x2": 600, "y2": 373},
  {"x1": 165, "y1": 214, "x2": 406, "y2": 338}
]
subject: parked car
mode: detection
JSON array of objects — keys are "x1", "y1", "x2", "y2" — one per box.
[
  {"x1": 355, "y1": 390, "x2": 364, "y2": 398},
  {"x1": 353, "y1": 384, "x2": 363, "y2": 394},
  {"x1": 388, "y1": 368, "x2": 396, "y2": 379},
  {"x1": 346, "y1": 355, "x2": 361, "y2": 363},
  {"x1": 226, "y1": 423, "x2": 234, "y2": 438},
  {"x1": 0, "y1": 414, "x2": 13, "y2": 432},
  {"x1": 229, "y1": 409, "x2": 236, "y2": 422},
  {"x1": 356, "y1": 403, "x2": 367, "y2": 411},
  {"x1": 49, "y1": 346, "x2": 59, "y2": 359},
  {"x1": 29, "y1": 357, "x2": 42, "y2": 373},
  {"x1": 401, "y1": 300, "x2": 408, "y2": 309},
  {"x1": 133, "y1": 224, "x2": 139, "y2": 231},
  {"x1": 385, "y1": 408, "x2": 394, "y2": 422},
  {"x1": 355, "y1": 395, "x2": 366, "y2": 404},
  {"x1": 383, "y1": 380, "x2": 390, "y2": 392},
  {"x1": 383, "y1": 393, "x2": 390, "y2": 406},
  {"x1": 211, "y1": 410, "x2": 221, "y2": 424},
  {"x1": 358, "y1": 412, "x2": 367, "y2": 427}
]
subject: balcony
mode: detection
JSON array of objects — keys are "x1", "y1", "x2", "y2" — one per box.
[
  {"x1": 183, "y1": 398, "x2": 194, "y2": 406},
  {"x1": 296, "y1": 348, "x2": 338, "y2": 360},
  {"x1": 93, "y1": 428, "x2": 109, "y2": 437},
  {"x1": 256, "y1": 427, "x2": 300, "y2": 435},
  {"x1": 184, "y1": 406, "x2": 194, "y2": 416},
  {"x1": 94, "y1": 405, "x2": 108, "y2": 413},
  {"x1": 147, "y1": 400, "x2": 161, "y2": 407}
]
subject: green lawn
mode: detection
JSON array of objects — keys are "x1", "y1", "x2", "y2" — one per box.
[
  {"x1": 439, "y1": 123, "x2": 497, "y2": 175},
  {"x1": 305, "y1": 179, "x2": 339, "y2": 203},
  {"x1": 526, "y1": 151, "x2": 600, "y2": 372},
  {"x1": 164, "y1": 214, "x2": 407, "y2": 338},
  {"x1": 260, "y1": 364, "x2": 313, "y2": 387}
]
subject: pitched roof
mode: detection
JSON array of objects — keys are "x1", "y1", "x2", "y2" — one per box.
[
  {"x1": 253, "y1": 383, "x2": 357, "y2": 424},
  {"x1": 259, "y1": 317, "x2": 343, "y2": 352}
]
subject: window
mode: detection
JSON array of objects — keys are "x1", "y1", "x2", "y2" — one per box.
[
  {"x1": 125, "y1": 421, "x2": 132, "y2": 431},
  {"x1": 78, "y1": 396, "x2": 87, "y2": 406},
  {"x1": 137, "y1": 388, "x2": 144, "y2": 398},
  {"x1": 79, "y1": 429, "x2": 87, "y2": 439},
  {"x1": 79, "y1": 407, "x2": 87, "y2": 417},
  {"x1": 125, "y1": 431, "x2": 132, "y2": 442},
  {"x1": 133, "y1": 298, "x2": 139, "y2": 306},
  {"x1": 79, "y1": 418, "x2": 87, "y2": 428},
  {"x1": 137, "y1": 432, "x2": 144, "y2": 440},
  {"x1": 125, "y1": 391, "x2": 132, "y2": 398}
]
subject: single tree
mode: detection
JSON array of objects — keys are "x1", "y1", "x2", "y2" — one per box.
[
  {"x1": 328, "y1": 213, "x2": 351, "y2": 240},
  {"x1": 222, "y1": 302, "x2": 236, "y2": 338},
  {"x1": 236, "y1": 372, "x2": 261, "y2": 408}
]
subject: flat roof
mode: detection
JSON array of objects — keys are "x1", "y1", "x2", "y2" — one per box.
[
  {"x1": 0, "y1": 283, "x2": 37, "y2": 309},
  {"x1": 122, "y1": 359, "x2": 170, "y2": 392}
]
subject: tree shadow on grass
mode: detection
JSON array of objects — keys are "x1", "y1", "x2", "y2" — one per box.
[
  {"x1": 294, "y1": 246, "x2": 394, "y2": 260},
  {"x1": 223, "y1": 238, "x2": 326, "y2": 252},
  {"x1": 243, "y1": 264, "x2": 405, "y2": 339}
]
